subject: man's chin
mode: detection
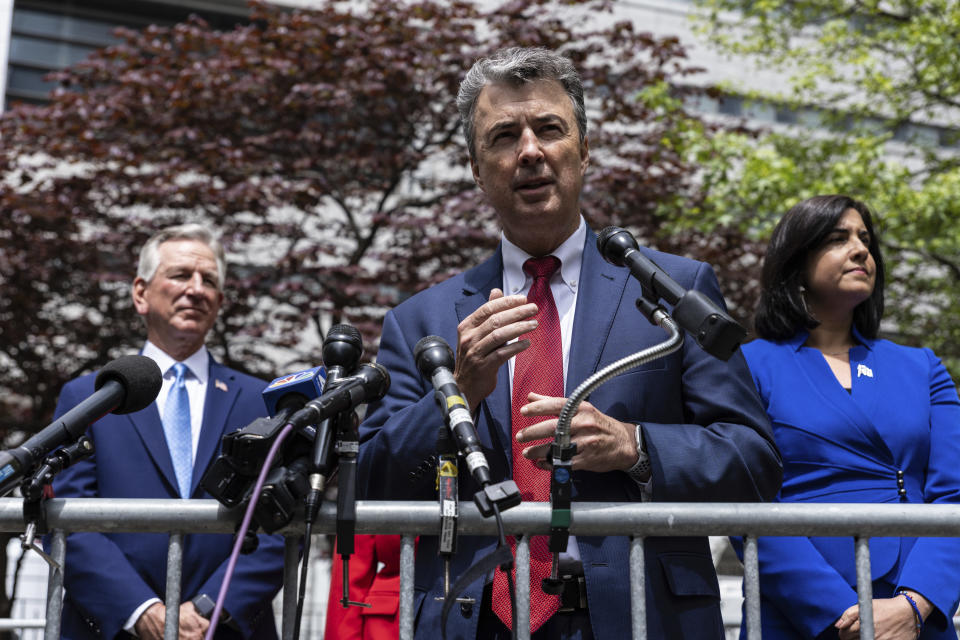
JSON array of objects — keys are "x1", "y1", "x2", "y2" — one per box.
[{"x1": 169, "y1": 319, "x2": 213, "y2": 338}]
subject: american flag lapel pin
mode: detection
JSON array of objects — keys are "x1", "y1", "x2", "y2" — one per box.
[{"x1": 215, "y1": 379, "x2": 228, "y2": 392}]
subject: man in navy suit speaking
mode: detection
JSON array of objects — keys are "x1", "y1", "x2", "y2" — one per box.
[
  {"x1": 358, "y1": 47, "x2": 782, "y2": 639},
  {"x1": 53, "y1": 224, "x2": 284, "y2": 640}
]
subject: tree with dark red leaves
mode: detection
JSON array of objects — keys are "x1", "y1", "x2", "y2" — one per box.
[{"x1": 0, "y1": 0, "x2": 755, "y2": 438}]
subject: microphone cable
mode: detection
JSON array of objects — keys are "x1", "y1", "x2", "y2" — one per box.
[
  {"x1": 291, "y1": 472, "x2": 326, "y2": 640},
  {"x1": 292, "y1": 418, "x2": 341, "y2": 640},
  {"x1": 204, "y1": 422, "x2": 294, "y2": 640},
  {"x1": 439, "y1": 499, "x2": 517, "y2": 640}
]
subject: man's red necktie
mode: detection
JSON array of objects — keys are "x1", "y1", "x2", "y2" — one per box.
[{"x1": 492, "y1": 255, "x2": 563, "y2": 631}]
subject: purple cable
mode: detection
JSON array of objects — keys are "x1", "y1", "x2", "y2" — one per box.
[{"x1": 203, "y1": 422, "x2": 294, "y2": 640}]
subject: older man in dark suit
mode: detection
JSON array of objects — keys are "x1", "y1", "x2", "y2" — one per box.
[{"x1": 53, "y1": 224, "x2": 284, "y2": 640}]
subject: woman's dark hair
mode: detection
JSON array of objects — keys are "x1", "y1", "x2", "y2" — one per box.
[{"x1": 754, "y1": 194, "x2": 885, "y2": 340}]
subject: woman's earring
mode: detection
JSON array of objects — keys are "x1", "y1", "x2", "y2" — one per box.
[{"x1": 799, "y1": 285, "x2": 810, "y2": 316}]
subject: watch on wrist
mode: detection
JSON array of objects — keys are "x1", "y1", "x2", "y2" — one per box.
[{"x1": 626, "y1": 424, "x2": 651, "y2": 484}]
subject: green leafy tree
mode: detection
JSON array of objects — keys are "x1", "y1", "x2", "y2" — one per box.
[{"x1": 690, "y1": 0, "x2": 960, "y2": 373}]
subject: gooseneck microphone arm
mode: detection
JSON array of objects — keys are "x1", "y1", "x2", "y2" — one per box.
[
  {"x1": 546, "y1": 227, "x2": 745, "y2": 591},
  {"x1": 543, "y1": 295, "x2": 684, "y2": 594}
]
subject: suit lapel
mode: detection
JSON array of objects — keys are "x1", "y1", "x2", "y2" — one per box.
[
  {"x1": 130, "y1": 404, "x2": 181, "y2": 495},
  {"x1": 567, "y1": 228, "x2": 630, "y2": 394},
  {"x1": 455, "y1": 248, "x2": 513, "y2": 459},
  {"x1": 193, "y1": 360, "x2": 240, "y2": 495},
  {"x1": 794, "y1": 346, "x2": 894, "y2": 466}
]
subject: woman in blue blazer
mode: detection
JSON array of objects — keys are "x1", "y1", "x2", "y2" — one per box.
[{"x1": 740, "y1": 195, "x2": 960, "y2": 639}]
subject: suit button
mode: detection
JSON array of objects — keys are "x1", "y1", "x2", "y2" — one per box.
[{"x1": 460, "y1": 601, "x2": 473, "y2": 618}]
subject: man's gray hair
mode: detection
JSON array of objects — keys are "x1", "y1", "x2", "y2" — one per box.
[
  {"x1": 456, "y1": 47, "x2": 587, "y2": 161},
  {"x1": 136, "y1": 223, "x2": 226, "y2": 286}
]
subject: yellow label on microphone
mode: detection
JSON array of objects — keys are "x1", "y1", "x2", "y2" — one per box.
[
  {"x1": 446, "y1": 395, "x2": 467, "y2": 410},
  {"x1": 439, "y1": 460, "x2": 458, "y2": 477}
]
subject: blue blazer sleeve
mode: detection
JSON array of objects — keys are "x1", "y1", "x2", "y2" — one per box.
[
  {"x1": 358, "y1": 306, "x2": 455, "y2": 501},
  {"x1": 895, "y1": 348, "x2": 960, "y2": 630}
]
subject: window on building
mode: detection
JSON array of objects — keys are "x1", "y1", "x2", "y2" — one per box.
[{"x1": 5, "y1": 1, "x2": 245, "y2": 108}]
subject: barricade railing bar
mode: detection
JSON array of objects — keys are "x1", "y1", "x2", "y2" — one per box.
[{"x1": 2, "y1": 498, "x2": 959, "y2": 640}]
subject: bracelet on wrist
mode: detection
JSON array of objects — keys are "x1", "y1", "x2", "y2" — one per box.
[{"x1": 897, "y1": 590, "x2": 923, "y2": 637}]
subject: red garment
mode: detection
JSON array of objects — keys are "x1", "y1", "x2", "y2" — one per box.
[
  {"x1": 324, "y1": 535, "x2": 401, "y2": 640},
  {"x1": 493, "y1": 256, "x2": 563, "y2": 631}
]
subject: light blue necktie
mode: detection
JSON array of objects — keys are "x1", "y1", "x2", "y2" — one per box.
[{"x1": 162, "y1": 363, "x2": 193, "y2": 498}]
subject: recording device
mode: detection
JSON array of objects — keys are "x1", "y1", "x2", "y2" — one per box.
[
  {"x1": 202, "y1": 340, "x2": 389, "y2": 533},
  {"x1": 597, "y1": 226, "x2": 746, "y2": 360},
  {"x1": 201, "y1": 366, "x2": 325, "y2": 510},
  {"x1": 414, "y1": 336, "x2": 520, "y2": 517},
  {"x1": 311, "y1": 324, "x2": 363, "y2": 477},
  {"x1": 0, "y1": 355, "x2": 162, "y2": 497},
  {"x1": 286, "y1": 363, "x2": 390, "y2": 430},
  {"x1": 415, "y1": 336, "x2": 492, "y2": 486}
]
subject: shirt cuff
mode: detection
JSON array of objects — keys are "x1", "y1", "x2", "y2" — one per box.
[{"x1": 124, "y1": 598, "x2": 162, "y2": 636}]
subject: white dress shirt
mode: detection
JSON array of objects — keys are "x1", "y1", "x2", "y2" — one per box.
[
  {"x1": 124, "y1": 341, "x2": 211, "y2": 633},
  {"x1": 143, "y1": 340, "x2": 210, "y2": 459}
]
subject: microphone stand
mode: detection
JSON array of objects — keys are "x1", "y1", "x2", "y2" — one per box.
[
  {"x1": 21, "y1": 436, "x2": 95, "y2": 569},
  {"x1": 432, "y1": 413, "x2": 477, "y2": 611},
  {"x1": 290, "y1": 412, "x2": 342, "y2": 640},
  {"x1": 543, "y1": 295, "x2": 684, "y2": 593},
  {"x1": 335, "y1": 409, "x2": 369, "y2": 609}
]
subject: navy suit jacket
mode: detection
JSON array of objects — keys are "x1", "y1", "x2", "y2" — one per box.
[
  {"x1": 52, "y1": 358, "x2": 285, "y2": 640},
  {"x1": 740, "y1": 333, "x2": 960, "y2": 639},
  {"x1": 359, "y1": 227, "x2": 781, "y2": 639}
]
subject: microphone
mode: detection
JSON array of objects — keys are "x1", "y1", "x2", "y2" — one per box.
[
  {"x1": 414, "y1": 336, "x2": 492, "y2": 487},
  {"x1": 203, "y1": 365, "x2": 326, "y2": 509},
  {"x1": 313, "y1": 324, "x2": 364, "y2": 473},
  {"x1": 597, "y1": 226, "x2": 746, "y2": 360},
  {"x1": 286, "y1": 363, "x2": 390, "y2": 430},
  {"x1": 262, "y1": 366, "x2": 327, "y2": 418},
  {"x1": 0, "y1": 355, "x2": 162, "y2": 496},
  {"x1": 321, "y1": 324, "x2": 364, "y2": 384}
]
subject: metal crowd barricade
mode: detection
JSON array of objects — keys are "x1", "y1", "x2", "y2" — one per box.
[{"x1": 1, "y1": 498, "x2": 959, "y2": 640}]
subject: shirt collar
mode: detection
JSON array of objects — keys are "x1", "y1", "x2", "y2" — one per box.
[
  {"x1": 142, "y1": 340, "x2": 210, "y2": 384},
  {"x1": 501, "y1": 216, "x2": 585, "y2": 294}
]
